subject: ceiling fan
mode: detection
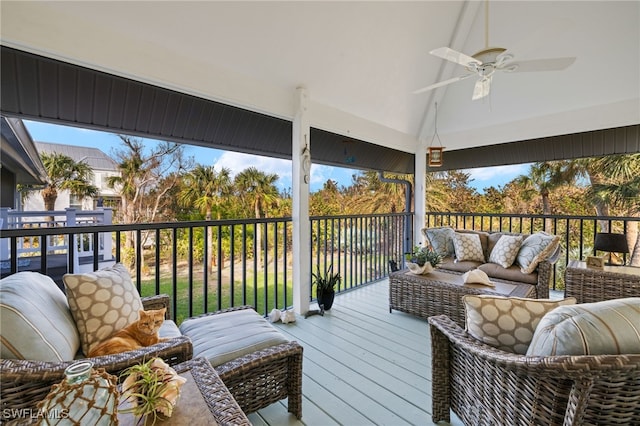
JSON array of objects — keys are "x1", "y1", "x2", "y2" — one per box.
[{"x1": 414, "y1": 1, "x2": 576, "y2": 100}]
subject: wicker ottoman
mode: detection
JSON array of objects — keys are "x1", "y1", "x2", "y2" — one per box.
[{"x1": 179, "y1": 306, "x2": 303, "y2": 419}]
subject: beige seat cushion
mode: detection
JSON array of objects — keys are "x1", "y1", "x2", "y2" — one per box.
[
  {"x1": 478, "y1": 263, "x2": 538, "y2": 285},
  {"x1": 1, "y1": 272, "x2": 80, "y2": 361},
  {"x1": 179, "y1": 308, "x2": 289, "y2": 367},
  {"x1": 63, "y1": 263, "x2": 143, "y2": 355},
  {"x1": 527, "y1": 297, "x2": 640, "y2": 356}
]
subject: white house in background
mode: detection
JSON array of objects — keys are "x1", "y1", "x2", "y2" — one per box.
[{"x1": 23, "y1": 141, "x2": 121, "y2": 212}]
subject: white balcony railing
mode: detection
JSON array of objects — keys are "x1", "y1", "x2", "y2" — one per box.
[{"x1": 0, "y1": 207, "x2": 114, "y2": 271}]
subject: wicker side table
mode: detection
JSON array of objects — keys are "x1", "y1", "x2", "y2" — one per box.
[{"x1": 565, "y1": 260, "x2": 640, "y2": 304}]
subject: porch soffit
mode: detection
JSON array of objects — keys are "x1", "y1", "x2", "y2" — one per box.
[{"x1": 1, "y1": 47, "x2": 638, "y2": 176}]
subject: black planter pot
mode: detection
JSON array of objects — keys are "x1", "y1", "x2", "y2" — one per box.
[{"x1": 317, "y1": 290, "x2": 335, "y2": 310}]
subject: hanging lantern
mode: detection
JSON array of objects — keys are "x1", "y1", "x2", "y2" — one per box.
[
  {"x1": 37, "y1": 361, "x2": 119, "y2": 425},
  {"x1": 428, "y1": 102, "x2": 445, "y2": 167}
]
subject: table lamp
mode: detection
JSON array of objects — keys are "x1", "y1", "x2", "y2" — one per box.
[{"x1": 594, "y1": 232, "x2": 629, "y2": 266}]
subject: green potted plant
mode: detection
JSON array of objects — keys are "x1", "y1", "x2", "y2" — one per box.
[
  {"x1": 405, "y1": 245, "x2": 442, "y2": 274},
  {"x1": 312, "y1": 264, "x2": 341, "y2": 311},
  {"x1": 120, "y1": 358, "x2": 187, "y2": 425}
]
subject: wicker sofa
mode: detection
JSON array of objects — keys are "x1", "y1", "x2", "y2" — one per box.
[
  {"x1": 429, "y1": 314, "x2": 640, "y2": 425},
  {"x1": 422, "y1": 227, "x2": 560, "y2": 299}
]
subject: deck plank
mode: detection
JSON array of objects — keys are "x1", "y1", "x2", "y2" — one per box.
[{"x1": 249, "y1": 278, "x2": 463, "y2": 426}]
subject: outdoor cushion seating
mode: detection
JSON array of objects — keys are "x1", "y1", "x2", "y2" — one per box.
[
  {"x1": 0, "y1": 272, "x2": 192, "y2": 418},
  {"x1": 179, "y1": 306, "x2": 303, "y2": 419},
  {"x1": 0, "y1": 268, "x2": 303, "y2": 421},
  {"x1": 428, "y1": 296, "x2": 640, "y2": 425},
  {"x1": 423, "y1": 227, "x2": 560, "y2": 298}
]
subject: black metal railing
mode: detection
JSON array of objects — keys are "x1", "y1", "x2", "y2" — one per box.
[
  {"x1": 425, "y1": 212, "x2": 639, "y2": 290},
  {"x1": 3, "y1": 211, "x2": 636, "y2": 320},
  {"x1": 0, "y1": 212, "x2": 410, "y2": 323}
]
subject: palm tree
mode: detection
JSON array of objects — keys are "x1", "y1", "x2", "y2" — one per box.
[
  {"x1": 515, "y1": 162, "x2": 569, "y2": 230},
  {"x1": 179, "y1": 164, "x2": 232, "y2": 269},
  {"x1": 36, "y1": 152, "x2": 98, "y2": 221},
  {"x1": 234, "y1": 167, "x2": 280, "y2": 267},
  {"x1": 587, "y1": 154, "x2": 640, "y2": 265}
]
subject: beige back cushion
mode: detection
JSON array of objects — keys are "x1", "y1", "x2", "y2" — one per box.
[
  {"x1": 527, "y1": 298, "x2": 640, "y2": 356},
  {"x1": 463, "y1": 295, "x2": 576, "y2": 354},
  {"x1": 1, "y1": 272, "x2": 80, "y2": 361},
  {"x1": 63, "y1": 263, "x2": 143, "y2": 355}
]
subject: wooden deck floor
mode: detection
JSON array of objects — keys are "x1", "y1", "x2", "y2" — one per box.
[{"x1": 247, "y1": 279, "x2": 463, "y2": 426}]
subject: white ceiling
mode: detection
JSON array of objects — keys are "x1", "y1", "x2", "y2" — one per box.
[{"x1": 1, "y1": 1, "x2": 639, "y2": 156}]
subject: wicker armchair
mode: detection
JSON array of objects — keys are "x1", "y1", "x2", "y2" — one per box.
[
  {"x1": 0, "y1": 295, "x2": 193, "y2": 417},
  {"x1": 429, "y1": 314, "x2": 640, "y2": 426}
]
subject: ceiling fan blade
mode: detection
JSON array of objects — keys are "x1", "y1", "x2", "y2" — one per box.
[
  {"x1": 472, "y1": 77, "x2": 492, "y2": 100},
  {"x1": 413, "y1": 74, "x2": 473, "y2": 95},
  {"x1": 508, "y1": 57, "x2": 576, "y2": 73},
  {"x1": 430, "y1": 47, "x2": 482, "y2": 68}
]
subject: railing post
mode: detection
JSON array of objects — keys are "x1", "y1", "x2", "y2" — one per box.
[
  {"x1": 0, "y1": 208, "x2": 9, "y2": 261},
  {"x1": 99, "y1": 208, "x2": 114, "y2": 261},
  {"x1": 65, "y1": 208, "x2": 80, "y2": 271}
]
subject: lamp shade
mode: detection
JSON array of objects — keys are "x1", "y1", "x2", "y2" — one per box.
[{"x1": 594, "y1": 233, "x2": 629, "y2": 254}]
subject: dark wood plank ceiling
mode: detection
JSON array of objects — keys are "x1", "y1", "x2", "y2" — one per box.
[{"x1": 2, "y1": 46, "x2": 637, "y2": 175}]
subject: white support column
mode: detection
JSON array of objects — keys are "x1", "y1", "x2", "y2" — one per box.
[
  {"x1": 414, "y1": 145, "x2": 427, "y2": 245},
  {"x1": 292, "y1": 87, "x2": 311, "y2": 315}
]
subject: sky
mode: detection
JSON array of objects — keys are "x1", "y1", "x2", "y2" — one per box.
[{"x1": 23, "y1": 120, "x2": 529, "y2": 194}]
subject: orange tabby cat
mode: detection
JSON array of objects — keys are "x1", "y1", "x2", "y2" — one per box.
[{"x1": 88, "y1": 308, "x2": 168, "y2": 357}]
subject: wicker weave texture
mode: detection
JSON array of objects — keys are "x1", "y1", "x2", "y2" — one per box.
[
  {"x1": 188, "y1": 306, "x2": 304, "y2": 420},
  {"x1": 0, "y1": 295, "x2": 193, "y2": 420},
  {"x1": 389, "y1": 269, "x2": 536, "y2": 326},
  {"x1": 174, "y1": 357, "x2": 250, "y2": 425},
  {"x1": 429, "y1": 315, "x2": 640, "y2": 425},
  {"x1": 565, "y1": 261, "x2": 640, "y2": 303}
]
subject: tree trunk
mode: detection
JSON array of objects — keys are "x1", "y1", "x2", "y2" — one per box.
[
  {"x1": 627, "y1": 219, "x2": 640, "y2": 267},
  {"x1": 255, "y1": 201, "x2": 262, "y2": 268},
  {"x1": 41, "y1": 186, "x2": 57, "y2": 224},
  {"x1": 541, "y1": 190, "x2": 553, "y2": 231},
  {"x1": 206, "y1": 209, "x2": 215, "y2": 273}
]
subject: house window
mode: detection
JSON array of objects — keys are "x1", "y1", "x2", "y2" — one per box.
[{"x1": 69, "y1": 195, "x2": 83, "y2": 210}]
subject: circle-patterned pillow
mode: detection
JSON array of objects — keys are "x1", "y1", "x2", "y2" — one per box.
[
  {"x1": 63, "y1": 263, "x2": 143, "y2": 355},
  {"x1": 488, "y1": 234, "x2": 523, "y2": 268},
  {"x1": 453, "y1": 232, "x2": 485, "y2": 262},
  {"x1": 463, "y1": 295, "x2": 576, "y2": 354}
]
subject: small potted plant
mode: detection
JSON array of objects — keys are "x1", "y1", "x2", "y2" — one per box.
[
  {"x1": 405, "y1": 245, "x2": 442, "y2": 274},
  {"x1": 312, "y1": 264, "x2": 341, "y2": 311},
  {"x1": 120, "y1": 358, "x2": 187, "y2": 425}
]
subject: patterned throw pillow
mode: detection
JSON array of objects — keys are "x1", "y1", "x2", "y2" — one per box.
[
  {"x1": 463, "y1": 295, "x2": 576, "y2": 354},
  {"x1": 516, "y1": 232, "x2": 560, "y2": 274},
  {"x1": 63, "y1": 263, "x2": 143, "y2": 355},
  {"x1": 527, "y1": 298, "x2": 640, "y2": 356},
  {"x1": 423, "y1": 227, "x2": 455, "y2": 257},
  {"x1": 453, "y1": 232, "x2": 485, "y2": 262},
  {"x1": 488, "y1": 235, "x2": 523, "y2": 268},
  {"x1": 0, "y1": 272, "x2": 80, "y2": 361}
]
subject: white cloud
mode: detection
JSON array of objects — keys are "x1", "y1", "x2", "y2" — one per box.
[
  {"x1": 213, "y1": 151, "x2": 292, "y2": 188},
  {"x1": 464, "y1": 164, "x2": 529, "y2": 183}
]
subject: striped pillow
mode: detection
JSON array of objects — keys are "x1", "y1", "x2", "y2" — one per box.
[
  {"x1": 0, "y1": 272, "x2": 80, "y2": 361},
  {"x1": 527, "y1": 297, "x2": 640, "y2": 356}
]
